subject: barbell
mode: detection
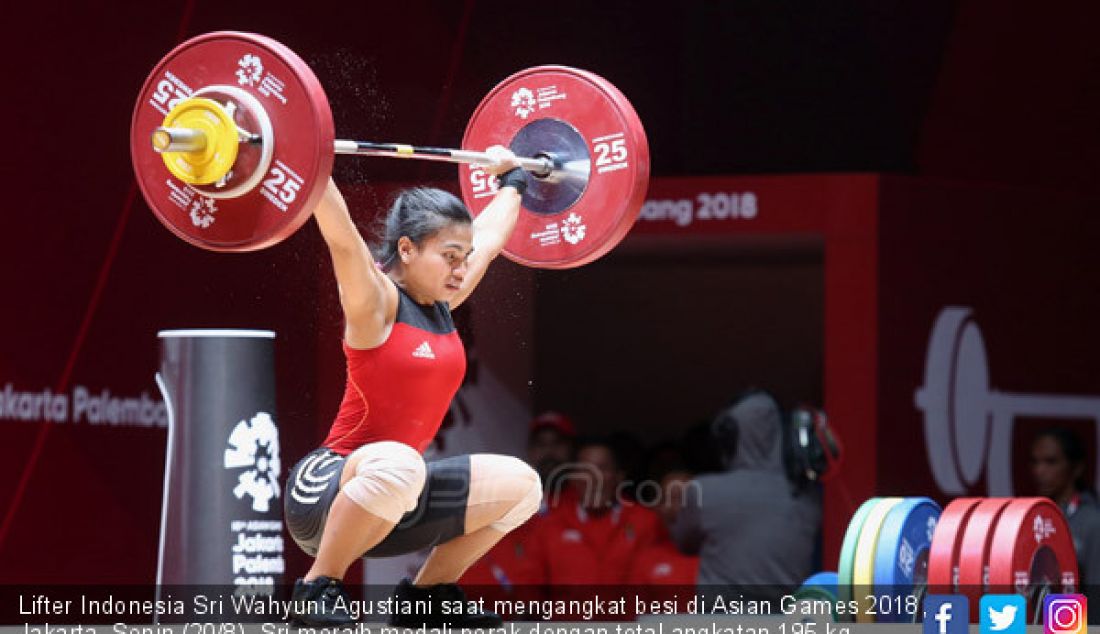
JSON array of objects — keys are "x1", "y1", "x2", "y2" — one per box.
[{"x1": 130, "y1": 31, "x2": 650, "y2": 268}]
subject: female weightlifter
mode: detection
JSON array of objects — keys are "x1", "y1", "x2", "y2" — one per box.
[{"x1": 283, "y1": 147, "x2": 541, "y2": 627}]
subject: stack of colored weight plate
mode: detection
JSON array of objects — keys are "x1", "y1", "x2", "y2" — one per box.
[
  {"x1": 837, "y1": 497, "x2": 940, "y2": 623},
  {"x1": 836, "y1": 496, "x2": 1078, "y2": 624}
]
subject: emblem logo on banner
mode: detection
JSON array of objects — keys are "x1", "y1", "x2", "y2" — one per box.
[{"x1": 224, "y1": 411, "x2": 281, "y2": 513}]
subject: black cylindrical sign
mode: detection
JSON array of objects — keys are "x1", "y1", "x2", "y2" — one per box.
[{"x1": 155, "y1": 329, "x2": 284, "y2": 590}]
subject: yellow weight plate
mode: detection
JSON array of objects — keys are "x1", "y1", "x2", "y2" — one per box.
[
  {"x1": 852, "y1": 496, "x2": 902, "y2": 623},
  {"x1": 159, "y1": 97, "x2": 239, "y2": 185},
  {"x1": 838, "y1": 497, "x2": 880, "y2": 622}
]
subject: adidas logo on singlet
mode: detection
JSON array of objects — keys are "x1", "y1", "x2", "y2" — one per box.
[{"x1": 412, "y1": 341, "x2": 436, "y2": 359}]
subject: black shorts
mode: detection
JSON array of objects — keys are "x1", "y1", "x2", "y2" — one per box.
[{"x1": 284, "y1": 447, "x2": 470, "y2": 557}]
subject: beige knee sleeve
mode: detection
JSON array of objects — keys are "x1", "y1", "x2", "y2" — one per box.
[
  {"x1": 470, "y1": 454, "x2": 543, "y2": 533},
  {"x1": 340, "y1": 441, "x2": 426, "y2": 523}
]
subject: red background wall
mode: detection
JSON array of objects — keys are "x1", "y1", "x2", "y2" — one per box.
[{"x1": 3, "y1": 0, "x2": 1100, "y2": 584}]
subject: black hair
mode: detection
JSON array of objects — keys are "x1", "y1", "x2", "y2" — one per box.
[
  {"x1": 652, "y1": 460, "x2": 694, "y2": 486},
  {"x1": 574, "y1": 435, "x2": 624, "y2": 472},
  {"x1": 375, "y1": 187, "x2": 472, "y2": 269},
  {"x1": 711, "y1": 387, "x2": 777, "y2": 466},
  {"x1": 712, "y1": 388, "x2": 819, "y2": 495},
  {"x1": 680, "y1": 419, "x2": 725, "y2": 475},
  {"x1": 1034, "y1": 427, "x2": 1092, "y2": 493}
]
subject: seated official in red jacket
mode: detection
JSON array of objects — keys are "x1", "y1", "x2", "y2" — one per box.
[
  {"x1": 524, "y1": 436, "x2": 661, "y2": 612},
  {"x1": 628, "y1": 468, "x2": 700, "y2": 612}
]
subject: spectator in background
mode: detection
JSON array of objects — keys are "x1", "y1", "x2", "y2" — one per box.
[
  {"x1": 460, "y1": 411, "x2": 578, "y2": 599},
  {"x1": 679, "y1": 418, "x2": 726, "y2": 476},
  {"x1": 528, "y1": 411, "x2": 580, "y2": 507},
  {"x1": 525, "y1": 436, "x2": 662, "y2": 604},
  {"x1": 645, "y1": 441, "x2": 687, "y2": 486},
  {"x1": 609, "y1": 430, "x2": 647, "y2": 501},
  {"x1": 628, "y1": 467, "x2": 701, "y2": 610},
  {"x1": 671, "y1": 389, "x2": 821, "y2": 604},
  {"x1": 1030, "y1": 427, "x2": 1100, "y2": 589}
]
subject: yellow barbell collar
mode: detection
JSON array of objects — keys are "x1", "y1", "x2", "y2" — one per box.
[{"x1": 158, "y1": 97, "x2": 240, "y2": 185}]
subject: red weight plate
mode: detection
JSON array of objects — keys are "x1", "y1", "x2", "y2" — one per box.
[
  {"x1": 131, "y1": 32, "x2": 333, "y2": 251},
  {"x1": 461, "y1": 66, "x2": 649, "y2": 269},
  {"x1": 957, "y1": 498, "x2": 1012, "y2": 620},
  {"x1": 988, "y1": 498, "x2": 1078, "y2": 623},
  {"x1": 927, "y1": 497, "x2": 982, "y2": 594}
]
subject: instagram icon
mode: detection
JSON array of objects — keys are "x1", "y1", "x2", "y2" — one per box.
[{"x1": 1044, "y1": 595, "x2": 1087, "y2": 634}]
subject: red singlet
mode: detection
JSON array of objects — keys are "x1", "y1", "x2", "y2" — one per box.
[{"x1": 323, "y1": 285, "x2": 465, "y2": 455}]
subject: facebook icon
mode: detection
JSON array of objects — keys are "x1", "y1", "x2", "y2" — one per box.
[{"x1": 924, "y1": 595, "x2": 969, "y2": 634}]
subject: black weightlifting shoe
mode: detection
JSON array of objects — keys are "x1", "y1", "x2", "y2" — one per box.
[
  {"x1": 387, "y1": 578, "x2": 503, "y2": 628},
  {"x1": 288, "y1": 576, "x2": 356, "y2": 627}
]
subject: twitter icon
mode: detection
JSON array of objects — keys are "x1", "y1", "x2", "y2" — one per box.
[{"x1": 981, "y1": 594, "x2": 1026, "y2": 634}]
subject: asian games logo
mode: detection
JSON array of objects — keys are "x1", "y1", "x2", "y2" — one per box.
[{"x1": 224, "y1": 412, "x2": 281, "y2": 512}]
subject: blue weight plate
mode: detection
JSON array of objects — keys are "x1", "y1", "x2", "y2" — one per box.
[
  {"x1": 798, "y1": 571, "x2": 839, "y2": 601},
  {"x1": 872, "y1": 497, "x2": 941, "y2": 623}
]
